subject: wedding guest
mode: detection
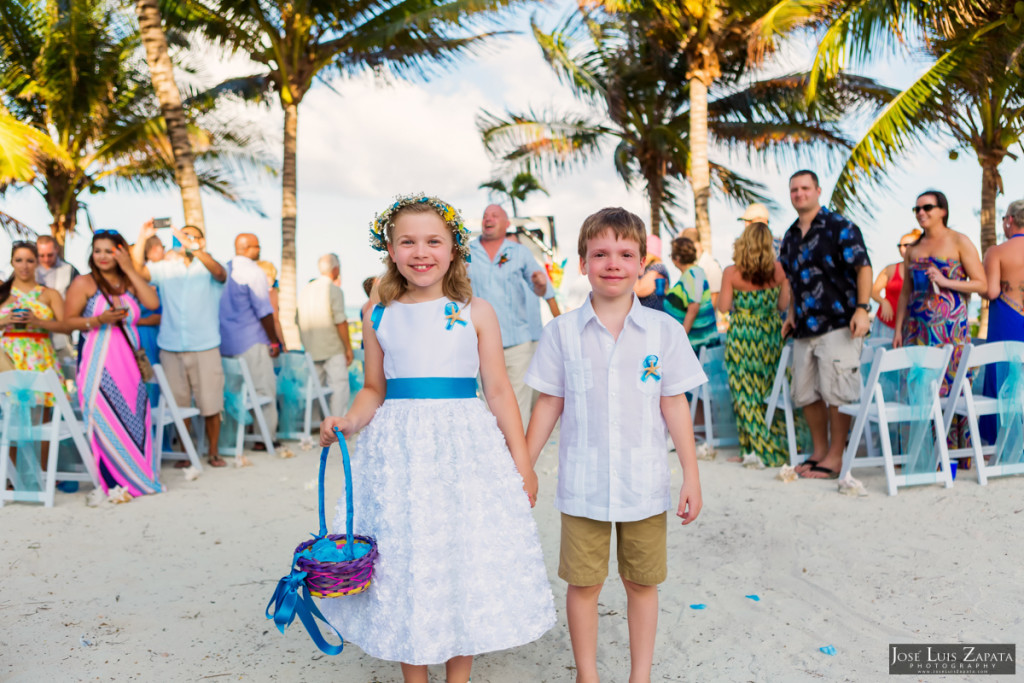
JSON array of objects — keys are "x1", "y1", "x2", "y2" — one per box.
[
  {"x1": 1, "y1": 241, "x2": 67, "y2": 375},
  {"x1": 65, "y1": 230, "x2": 163, "y2": 497},
  {"x1": 220, "y1": 233, "x2": 281, "y2": 447},
  {"x1": 665, "y1": 236, "x2": 719, "y2": 353},
  {"x1": 869, "y1": 229, "x2": 921, "y2": 342},
  {"x1": 297, "y1": 253, "x2": 353, "y2": 417},
  {"x1": 634, "y1": 234, "x2": 669, "y2": 310},
  {"x1": 717, "y1": 223, "x2": 793, "y2": 467},
  {"x1": 35, "y1": 234, "x2": 78, "y2": 365},
  {"x1": 132, "y1": 221, "x2": 228, "y2": 467}
]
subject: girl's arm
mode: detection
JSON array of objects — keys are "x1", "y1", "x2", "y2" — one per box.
[
  {"x1": 319, "y1": 302, "x2": 386, "y2": 444},
  {"x1": 715, "y1": 265, "x2": 734, "y2": 313},
  {"x1": 473, "y1": 297, "x2": 537, "y2": 505},
  {"x1": 526, "y1": 393, "x2": 564, "y2": 467}
]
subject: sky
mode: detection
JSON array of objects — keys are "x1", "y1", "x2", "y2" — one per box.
[{"x1": 3, "y1": 3, "x2": 1023, "y2": 311}]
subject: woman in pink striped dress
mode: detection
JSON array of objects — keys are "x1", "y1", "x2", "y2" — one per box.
[{"x1": 64, "y1": 230, "x2": 163, "y2": 497}]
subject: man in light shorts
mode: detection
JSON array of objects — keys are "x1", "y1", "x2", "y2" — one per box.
[
  {"x1": 780, "y1": 170, "x2": 873, "y2": 479},
  {"x1": 133, "y1": 220, "x2": 228, "y2": 467}
]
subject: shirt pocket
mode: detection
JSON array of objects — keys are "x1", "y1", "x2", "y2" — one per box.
[
  {"x1": 609, "y1": 447, "x2": 669, "y2": 508},
  {"x1": 565, "y1": 358, "x2": 593, "y2": 394},
  {"x1": 635, "y1": 354, "x2": 663, "y2": 397}
]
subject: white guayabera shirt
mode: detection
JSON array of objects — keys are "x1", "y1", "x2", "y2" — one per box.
[{"x1": 526, "y1": 294, "x2": 707, "y2": 522}]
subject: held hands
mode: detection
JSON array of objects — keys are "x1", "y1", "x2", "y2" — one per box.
[
  {"x1": 320, "y1": 416, "x2": 355, "y2": 447},
  {"x1": 677, "y1": 480, "x2": 702, "y2": 525},
  {"x1": 521, "y1": 467, "x2": 539, "y2": 508},
  {"x1": 97, "y1": 308, "x2": 128, "y2": 325}
]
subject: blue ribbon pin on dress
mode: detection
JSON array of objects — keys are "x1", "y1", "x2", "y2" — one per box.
[
  {"x1": 641, "y1": 354, "x2": 661, "y2": 382},
  {"x1": 444, "y1": 302, "x2": 468, "y2": 331}
]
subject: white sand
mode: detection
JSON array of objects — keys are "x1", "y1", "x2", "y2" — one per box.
[{"x1": 2, "y1": 440, "x2": 1022, "y2": 682}]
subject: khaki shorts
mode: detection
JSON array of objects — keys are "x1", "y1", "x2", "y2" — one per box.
[
  {"x1": 791, "y1": 327, "x2": 863, "y2": 408},
  {"x1": 159, "y1": 348, "x2": 225, "y2": 417},
  {"x1": 559, "y1": 512, "x2": 667, "y2": 586}
]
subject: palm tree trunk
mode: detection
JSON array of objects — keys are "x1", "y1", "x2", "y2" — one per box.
[
  {"x1": 689, "y1": 76, "x2": 712, "y2": 251},
  {"x1": 279, "y1": 101, "x2": 301, "y2": 350},
  {"x1": 44, "y1": 172, "x2": 77, "y2": 247},
  {"x1": 977, "y1": 155, "x2": 1002, "y2": 338},
  {"x1": 648, "y1": 168, "x2": 663, "y2": 238},
  {"x1": 135, "y1": 0, "x2": 205, "y2": 233}
]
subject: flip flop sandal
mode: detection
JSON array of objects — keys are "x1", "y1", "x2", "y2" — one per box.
[{"x1": 802, "y1": 464, "x2": 839, "y2": 480}]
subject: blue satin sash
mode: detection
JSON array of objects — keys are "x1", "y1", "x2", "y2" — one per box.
[{"x1": 385, "y1": 377, "x2": 477, "y2": 400}]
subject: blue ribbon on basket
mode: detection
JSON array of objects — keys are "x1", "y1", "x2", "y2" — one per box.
[
  {"x1": 264, "y1": 428, "x2": 365, "y2": 655},
  {"x1": 265, "y1": 569, "x2": 345, "y2": 655}
]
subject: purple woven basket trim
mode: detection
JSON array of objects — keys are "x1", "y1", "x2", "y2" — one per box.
[{"x1": 293, "y1": 534, "x2": 378, "y2": 593}]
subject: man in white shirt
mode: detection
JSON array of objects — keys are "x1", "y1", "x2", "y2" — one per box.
[
  {"x1": 35, "y1": 234, "x2": 79, "y2": 363},
  {"x1": 297, "y1": 253, "x2": 354, "y2": 418}
]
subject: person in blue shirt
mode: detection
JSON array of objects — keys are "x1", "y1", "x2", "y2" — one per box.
[{"x1": 468, "y1": 205, "x2": 558, "y2": 428}]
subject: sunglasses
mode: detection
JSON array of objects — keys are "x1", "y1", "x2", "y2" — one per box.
[
  {"x1": 12, "y1": 240, "x2": 35, "y2": 248},
  {"x1": 897, "y1": 242, "x2": 914, "y2": 248},
  {"x1": 93, "y1": 229, "x2": 121, "y2": 238},
  {"x1": 912, "y1": 204, "x2": 938, "y2": 214}
]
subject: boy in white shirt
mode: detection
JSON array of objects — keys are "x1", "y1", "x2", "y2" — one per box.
[{"x1": 525, "y1": 207, "x2": 706, "y2": 683}]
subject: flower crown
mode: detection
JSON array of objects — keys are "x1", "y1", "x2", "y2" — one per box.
[{"x1": 369, "y1": 193, "x2": 471, "y2": 262}]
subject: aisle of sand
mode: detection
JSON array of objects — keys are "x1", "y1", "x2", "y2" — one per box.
[{"x1": 2, "y1": 439, "x2": 1022, "y2": 682}]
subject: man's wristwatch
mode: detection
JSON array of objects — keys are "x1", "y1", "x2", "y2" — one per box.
[{"x1": 856, "y1": 303, "x2": 870, "y2": 311}]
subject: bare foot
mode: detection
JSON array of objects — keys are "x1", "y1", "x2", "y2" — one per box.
[
  {"x1": 174, "y1": 459, "x2": 191, "y2": 468},
  {"x1": 726, "y1": 455, "x2": 742, "y2": 463},
  {"x1": 208, "y1": 455, "x2": 227, "y2": 468}
]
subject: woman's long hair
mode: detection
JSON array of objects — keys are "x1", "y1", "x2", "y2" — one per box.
[
  {"x1": 89, "y1": 232, "x2": 132, "y2": 300},
  {"x1": 732, "y1": 222, "x2": 776, "y2": 287},
  {"x1": 376, "y1": 203, "x2": 473, "y2": 307},
  {"x1": 0, "y1": 242, "x2": 39, "y2": 307}
]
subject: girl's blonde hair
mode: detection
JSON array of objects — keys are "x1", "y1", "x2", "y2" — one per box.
[
  {"x1": 733, "y1": 222, "x2": 776, "y2": 286},
  {"x1": 376, "y1": 202, "x2": 473, "y2": 306}
]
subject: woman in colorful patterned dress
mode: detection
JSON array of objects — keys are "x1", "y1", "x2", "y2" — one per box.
[
  {"x1": 717, "y1": 222, "x2": 793, "y2": 467},
  {"x1": 64, "y1": 230, "x2": 164, "y2": 498},
  {"x1": 665, "y1": 236, "x2": 719, "y2": 353},
  {"x1": 894, "y1": 191, "x2": 986, "y2": 450},
  {"x1": 0, "y1": 242, "x2": 67, "y2": 377}
]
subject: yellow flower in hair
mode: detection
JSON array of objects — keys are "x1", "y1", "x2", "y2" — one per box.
[{"x1": 443, "y1": 206, "x2": 455, "y2": 221}]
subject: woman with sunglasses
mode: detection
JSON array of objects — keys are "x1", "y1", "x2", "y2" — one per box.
[
  {"x1": 894, "y1": 191, "x2": 986, "y2": 450},
  {"x1": 64, "y1": 229, "x2": 164, "y2": 498},
  {"x1": 869, "y1": 228, "x2": 922, "y2": 341},
  {"x1": 0, "y1": 241, "x2": 68, "y2": 378}
]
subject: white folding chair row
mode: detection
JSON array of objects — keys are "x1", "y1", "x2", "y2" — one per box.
[
  {"x1": 150, "y1": 364, "x2": 203, "y2": 471},
  {"x1": 838, "y1": 345, "x2": 955, "y2": 495},
  {"x1": 220, "y1": 356, "x2": 276, "y2": 457},
  {"x1": 690, "y1": 345, "x2": 738, "y2": 448},
  {"x1": 942, "y1": 341, "x2": 1024, "y2": 485},
  {"x1": 0, "y1": 369, "x2": 99, "y2": 507},
  {"x1": 277, "y1": 351, "x2": 333, "y2": 440}
]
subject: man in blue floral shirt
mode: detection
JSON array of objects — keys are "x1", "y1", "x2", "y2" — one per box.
[{"x1": 780, "y1": 170, "x2": 873, "y2": 479}]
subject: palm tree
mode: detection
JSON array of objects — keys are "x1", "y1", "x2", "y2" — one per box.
[
  {"x1": 479, "y1": 10, "x2": 892, "y2": 237},
  {"x1": 161, "y1": 0, "x2": 519, "y2": 348},
  {"x1": 135, "y1": 0, "x2": 206, "y2": 232},
  {"x1": 0, "y1": 0, "x2": 266, "y2": 248},
  {"x1": 582, "y1": 0, "x2": 831, "y2": 247},
  {"x1": 803, "y1": 2, "x2": 1021, "y2": 255},
  {"x1": 479, "y1": 170, "x2": 549, "y2": 216}
]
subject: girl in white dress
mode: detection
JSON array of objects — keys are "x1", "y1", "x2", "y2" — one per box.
[{"x1": 319, "y1": 194, "x2": 555, "y2": 683}]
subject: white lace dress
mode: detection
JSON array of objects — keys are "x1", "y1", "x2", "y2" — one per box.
[{"x1": 320, "y1": 298, "x2": 555, "y2": 665}]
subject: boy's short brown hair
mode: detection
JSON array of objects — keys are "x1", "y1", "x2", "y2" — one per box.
[{"x1": 578, "y1": 207, "x2": 647, "y2": 261}]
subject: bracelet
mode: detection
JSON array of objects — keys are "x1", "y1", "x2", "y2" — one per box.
[{"x1": 84, "y1": 317, "x2": 92, "y2": 330}]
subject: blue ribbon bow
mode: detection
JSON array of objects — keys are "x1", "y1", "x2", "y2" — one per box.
[
  {"x1": 641, "y1": 354, "x2": 661, "y2": 382},
  {"x1": 265, "y1": 568, "x2": 345, "y2": 655},
  {"x1": 444, "y1": 302, "x2": 467, "y2": 331}
]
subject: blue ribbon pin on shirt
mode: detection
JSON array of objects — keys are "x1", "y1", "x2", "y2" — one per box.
[
  {"x1": 444, "y1": 302, "x2": 468, "y2": 331},
  {"x1": 641, "y1": 354, "x2": 661, "y2": 382}
]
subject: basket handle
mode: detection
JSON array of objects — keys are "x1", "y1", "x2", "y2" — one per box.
[{"x1": 318, "y1": 427, "x2": 354, "y2": 551}]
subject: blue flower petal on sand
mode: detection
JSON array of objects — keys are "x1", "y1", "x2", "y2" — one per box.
[
  {"x1": 820, "y1": 645, "x2": 837, "y2": 656},
  {"x1": 689, "y1": 604, "x2": 706, "y2": 610},
  {"x1": 744, "y1": 594, "x2": 760, "y2": 601}
]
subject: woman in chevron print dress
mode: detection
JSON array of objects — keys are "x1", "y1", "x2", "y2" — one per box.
[
  {"x1": 717, "y1": 222, "x2": 792, "y2": 467},
  {"x1": 65, "y1": 231, "x2": 164, "y2": 497}
]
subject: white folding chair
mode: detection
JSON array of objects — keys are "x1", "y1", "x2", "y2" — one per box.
[
  {"x1": 279, "y1": 352, "x2": 332, "y2": 440},
  {"x1": 763, "y1": 344, "x2": 809, "y2": 467},
  {"x1": 220, "y1": 356, "x2": 276, "y2": 457},
  {"x1": 690, "y1": 345, "x2": 738, "y2": 448},
  {"x1": 0, "y1": 369, "x2": 99, "y2": 507},
  {"x1": 150, "y1": 364, "x2": 203, "y2": 471},
  {"x1": 942, "y1": 341, "x2": 1024, "y2": 485},
  {"x1": 838, "y1": 345, "x2": 955, "y2": 495}
]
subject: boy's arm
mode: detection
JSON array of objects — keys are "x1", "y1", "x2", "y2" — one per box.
[
  {"x1": 662, "y1": 392, "x2": 702, "y2": 525},
  {"x1": 526, "y1": 393, "x2": 564, "y2": 467}
]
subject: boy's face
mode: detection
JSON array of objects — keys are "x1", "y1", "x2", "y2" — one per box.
[{"x1": 580, "y1": 229, "x2": 642, "y2": 300}]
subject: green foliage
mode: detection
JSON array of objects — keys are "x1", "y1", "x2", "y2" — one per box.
[{"x1": 0, "y1": 0, "x2": 270, "y2": 237}]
